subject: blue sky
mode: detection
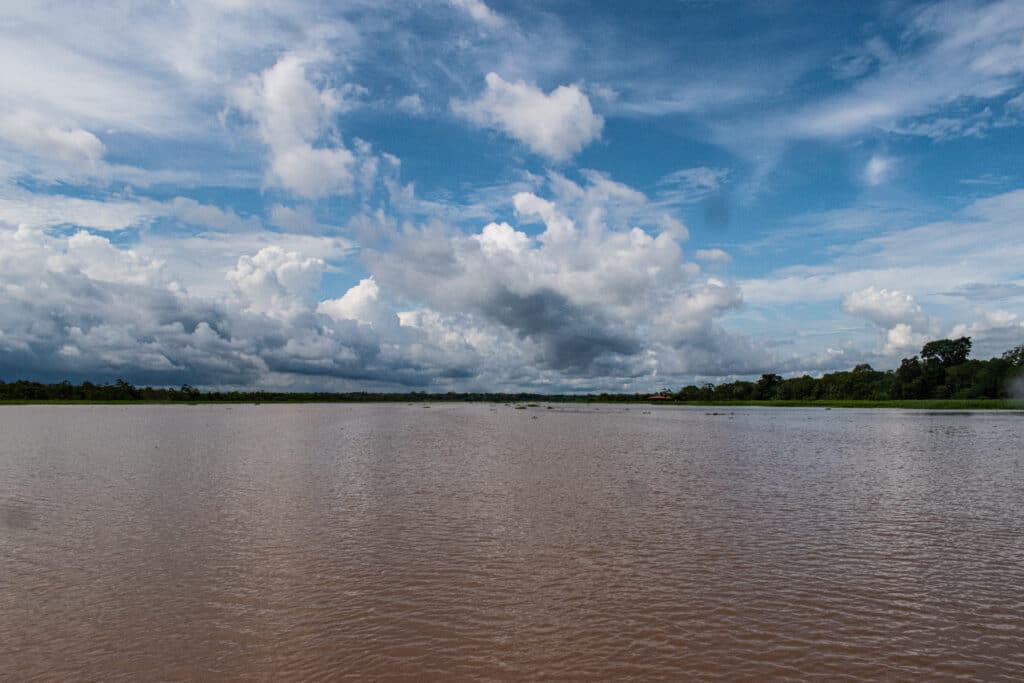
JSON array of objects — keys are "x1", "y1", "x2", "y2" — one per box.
[{"x1": 1, "y1": 0, "x2": 1023, "y2": 391}]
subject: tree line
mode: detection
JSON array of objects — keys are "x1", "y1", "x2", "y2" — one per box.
[
  {"x1": 0, "y1": 378, "x2": 647, "y2": 403},
  {"x1": 1, "y1": 337, "x2": 1021, "y2": 403},
  {"x1": 674, "y1": 338, "x2": 1024, "y2": 402}
]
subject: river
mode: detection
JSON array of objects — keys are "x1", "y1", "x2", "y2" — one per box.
[{"x1": 2, "y1": 404, "x2": 1022, "y2": 680}]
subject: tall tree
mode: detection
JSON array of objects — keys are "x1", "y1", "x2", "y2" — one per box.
[
  {"x1": 1003, "y1": 345, "x2": 1024, "y2": 366},
  {"x1": 921, "y1": 337, "x2": 972, "y2": 367}
]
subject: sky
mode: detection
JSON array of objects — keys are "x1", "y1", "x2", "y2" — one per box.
[{"x1": 1, "y1": 0, "x2": 1023, "y2": 392}]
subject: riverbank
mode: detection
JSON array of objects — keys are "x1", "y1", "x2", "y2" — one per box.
[
  {"x1": 659, "y1": 399, "x2": 1024, "y2": 409},
  {"x1": 2, "y1": 398, "x2": 1023, "y2": 409}
]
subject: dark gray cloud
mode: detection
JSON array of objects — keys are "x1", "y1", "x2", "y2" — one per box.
[
  {"x1": 0, "y1": 226, "x2": 465, "y2": 389},
  {"x1": 486, "y1": 288, "x2": 640, "y2": 374},
  {"x1": 358, "y1": 174, "x2": 764, "y2": 387}
]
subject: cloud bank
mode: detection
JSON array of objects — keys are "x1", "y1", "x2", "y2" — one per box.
[{"x1": 0, "y1": 1, "x2": 1022, "y2": 391}]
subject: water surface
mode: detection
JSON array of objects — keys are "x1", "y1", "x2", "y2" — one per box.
[{"x1": 2, "y1": 404, "x2": 1023, "y2": 680}]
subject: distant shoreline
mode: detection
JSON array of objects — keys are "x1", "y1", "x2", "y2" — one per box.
[
  {"x1": 2, "y1": 398, "x2": 1022, "y2": 410},
  {"x1": 658, "y1": 399, "x2": 1024, "y2": 410}
]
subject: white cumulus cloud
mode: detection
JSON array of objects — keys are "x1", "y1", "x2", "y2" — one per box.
[
  {"x1": 452, "y1": 73, "x2": 604, "y2": 162},
  {"x1": 884, "y1": 323, "x2": 926, "y2": 355},
  {"x1": 233, "y1": 54, "x2": 357, "y2": 199},
  {"x1": 227, "y1": 246, "x2": 326, "y2": 320},
  {"x1": 318, "y1": 277, "x2": 399, "y2": 333},
  {"x1": 843, "y1": 286, "x2": 934, "y2": 356},
  {"x1": 843, "y1": 286, "x2": 924, "y2": 328},
  {"x1": 364, "y1": 171, "x2": 756, "y2": 381}
]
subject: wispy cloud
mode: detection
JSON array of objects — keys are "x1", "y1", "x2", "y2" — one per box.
[{"x1": 863, "y1": 155, "x2": 897, "y2": 186}]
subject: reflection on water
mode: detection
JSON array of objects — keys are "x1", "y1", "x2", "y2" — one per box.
[{"x1": 1, "y1": 404, "x2": 1023, "y2": 680}]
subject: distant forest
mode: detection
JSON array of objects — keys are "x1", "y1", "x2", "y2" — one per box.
[
  {"x1": 677, "y1": 338, "x2": 1024, "y2": 401},
  {"x1": 1, "y1": 337, "x2": 1022, "y2": 403}
]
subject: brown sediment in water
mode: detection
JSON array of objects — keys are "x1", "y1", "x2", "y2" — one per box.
[{"x1": 1, "y1": 403, "x2": 1023, "y2": 680}]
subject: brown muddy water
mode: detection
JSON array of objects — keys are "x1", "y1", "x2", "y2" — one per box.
[{"x1": 1, "y1": 404, "x2": 1023, "y2": 681}]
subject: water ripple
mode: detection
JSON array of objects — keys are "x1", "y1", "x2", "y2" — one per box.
[{"x1": 1, "y1": 404, "x2": 1023, "y2": 680}]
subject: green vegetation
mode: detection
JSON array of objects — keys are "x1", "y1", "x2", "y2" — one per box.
[
  {"x1": 664, "y1": 399, "x2": 1023, "y2": 410},
  {"x1": 0, "y1": 379, "x2": 644, "y2": 404},
  {"x1": 673, "y1": 338, "x2": 1024, "y2": 404},
  {"x1": 2, "y1": 338, "x2": 1022, "y2": 409}
]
